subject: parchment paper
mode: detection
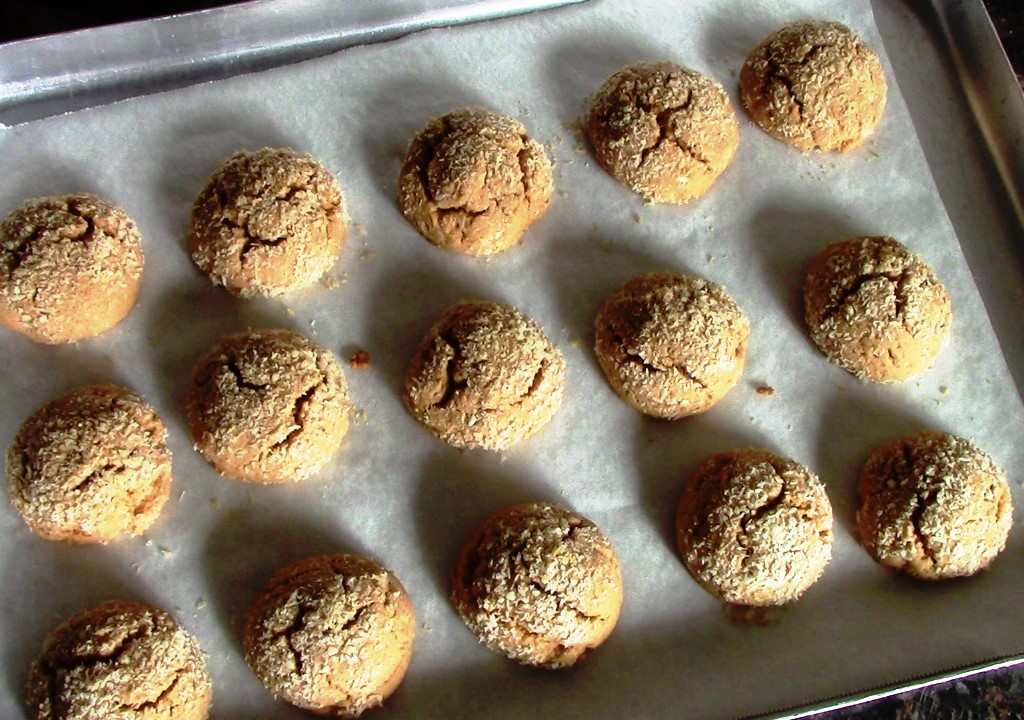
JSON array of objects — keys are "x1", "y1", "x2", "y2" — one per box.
[{"x1": 1, "y1": 1, "x2": 1023, "y2": 718}]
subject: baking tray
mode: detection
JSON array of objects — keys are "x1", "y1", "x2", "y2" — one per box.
[{"x1": 1, "y1": 1, "x2": 1023, "y2": 719}]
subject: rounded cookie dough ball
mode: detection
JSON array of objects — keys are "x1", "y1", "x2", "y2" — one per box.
[
  {"x1": 594, "y1": 271, "x2": 749, "y2": 419},
  {"x1": 397, "y1": 107, "x2": 553, "y2": 256},
  {"x1": 587, "y1": 61, "x2": 740, "y2": 203},
  {"x1": 186, "y1": 328, "x2": 351, "y2": 483},
  {"x1": 402, "y1": 301, "x2": 565, "y2": 450},
  {"x1": 452, "y1": 502, "x2": 623, "y2": 668},
  {"x1": 740, "y1": 21, "x2": 887, "y2": 152},
  {"x1": 804, "y1": 236, "x2": 951, "y2": 382},
  {"x1": 188, "y1": 148, "x2": 347, "y2": 297},
  {"x1": 243, "y1": 554, "x2": 416, "y2": 717},
  {"x1": 6, "y1": 384, "x2": 172, "y2": 543},
  {"x1": 27, "y1": 599, "x2": 211, "y2": 720},
  {"x1": 0, "y1": 193, "x2": 143, "y2": 344},
  {"x1": 676, "y1": 448, "x2": 834, "y2": 606},
  {"x1": 857, "y1": 431, "x2": 1013, "y2": 580}
]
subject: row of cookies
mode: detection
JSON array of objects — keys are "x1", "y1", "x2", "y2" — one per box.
[
  {"x1": 1, "y1": 19, "x2": 888, "y2": 342},
  {"x1": 22, "y1": 427, "x2": 1013, "y2": 718}
]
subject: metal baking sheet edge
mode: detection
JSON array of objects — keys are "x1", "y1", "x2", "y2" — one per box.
[{"x1": 0, "y1": 0, "x2": 588, "y2": 127}]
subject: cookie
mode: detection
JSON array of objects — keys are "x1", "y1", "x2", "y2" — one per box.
[
  {"x1": 740, "y1": 21, "x2": 887, "y2": 152},
  {"x1": 402, "y1": 301, "x2": 565, "y2": 450},
  {"x1": 0, "y1": 193, "x2": 143, "y2": 344},
  {"x1": 243, "y1": 554, "x2": 415, "y2": 717},
  {"x1": 27, "y1": 600, "x2": 211, "y2": 720},
  {"x1": 397, "y1": 107, "x2": 553, "y2": 255},
  {"x1": 189, "y1": 148, "x2": 347, "y2": 297},
  {"x1": 676, "y1": 448, "x2": 833, "y2": 606},
  {"x1": 6, "y1": 384, "x2": 172, "y2": 543},
  {"x1": 587, "y1": 61, "x2": 739, "y2": 203},
  {"x1": 856, "y1": 431, "x2": 1013, "y2": 580},
  {"x1": 186, "y1": 328, "x2": 350, "y2": 483},
  {"x1": 804, "y1": 236, "x2": 951, "y2": 382},
  {"x1": 452, "y1": 502, "x2": 623, "y2": 668},
  {"x1": 594, "y1": 271, "x2": 749, "y2": 419}
]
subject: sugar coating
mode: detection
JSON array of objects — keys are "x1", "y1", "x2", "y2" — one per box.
[
  {"x1": 6, "y1": 384, "x2": 172, "y2": 543},
  {"x1": 27, "y1": 600, "x2": 211, "y2": 720},
  {"x1": 804, "y1": 236, "x2": 951, "y2": 383},
  {"x1": 189, "y1": 148, "x2": 347, "y2": 297},
  {"x1": 588, "y1": 61, "x2": 739, "y2": 203},
  {"x1": 451, "y1": 503, "x2": 623, "y2": 668},
  {"x1": 0, "y1": 193, "x2": 143, "y2": 344},
  {"x1": 402, "y1": 301, "x2": 565, "y2": 450},
  {"x1": 243, "y1": 554, "x2": 416, "y2": 717},
  {"x1": 740, "y1": 20, "x2": 887, "y2": 152},
  {"x1": 186, "y1": 328, "x2": 350, "y2": 483},
  {"x1": 594, "y1": 271, "x2": 749, "y2": 419},
  {"x1": 397, "y1": 107, "x2": 553, "y2": 256},
  {"x1": 676, "y1": 448, "x2": 834, "y2": 607},
  {"x1": 857, "y1": 431, "x2": 1013, "y2": 580}
]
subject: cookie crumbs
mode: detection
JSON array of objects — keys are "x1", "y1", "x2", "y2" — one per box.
[{"x1": 349, "y1": 350, "x2": 371, "y2": 369}]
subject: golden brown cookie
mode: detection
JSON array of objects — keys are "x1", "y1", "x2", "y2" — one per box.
[
  {"x1": 401, "y1": 301, "x2": 565, "y2": 450},
  {"x1": 6, "y1": 384, "x2": 172, "y2": 543},
  {"x1": 857, "y1": 431, "x2": 1013, "y2": 580},
  {"x1": 676, "y1": 448, "x2": 833, "y2": 606},
  {"x1": 188, "y1": 148, "x2": 347, "y2": 297},
  {"x1": 452, "y1": 502, "x2": 623, "y2": 668},
  {"x1": 186, "y1": 328, "x2": 350, "y2": 483},
  {"x1": 243, "y1": 554, "x2": 416, "y2": 717},
  {"x1": 397, "y1": 107, "x2": 553, "y2": 255},
  {"x1": 594, "y1": 271, "x2": 749, "y2": 419},
  {"x1": 740, "y1": 21, "x2": 887, "y2": 152},
  {"x1": 804, "y1": 236, "x2": 951, "y2": 382},
  {"x1": 587, "y1": 61, "x2": 739, "y2": 203},
  {"x1": 27, "y1": 599, "x2": 211, "y2": 720},
  {"x1": 0, "y1": 193, "x2": 143, "y2": 344}
]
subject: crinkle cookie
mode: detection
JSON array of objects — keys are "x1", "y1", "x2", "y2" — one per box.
[
  {"x1": 243, "y1": 554, "x2": 416, "y2": 717},
  {"x1": 27, "y1": 600, "x2": 211, "y2": 720},
  {"x1": 0, "y1": 193, "x2": 143, "y2": 344},
  {"x1": 804, "y1": 236, "x2": 951, "y2": 382},
  {"x1": 402, "y1": 301, "x2": 565, "y2": 450},
  {"x1": 7, "y1": 384, "x2": 172, "y2": 543},
  {"x1": 740, "y1": 21, "x2": 887, "y2": 151},
  {"x1": 452, "y1": 502, "x2": 623, "y2": 668},
  {"x1": 187, "y1": 328, "x2": 350, "y2": 483},
  {"x1": 676, "y1": 448, "x2": 834, "y2": 606},
  {"x1": 594, "y1": 271, "x2": 749, "y2": 419},
  {"x1": 857, "y1": 431, "x2": 1013, "y2": 580},
  {"x1": 189, "y1": 147, "x2": 347, "y2": 297},
  {"x1": 588, "y1": 61, "x2": 739, "y2": 203},
  {"x1": 397, "y1": 107, "x2": 553, "y2": 255}
]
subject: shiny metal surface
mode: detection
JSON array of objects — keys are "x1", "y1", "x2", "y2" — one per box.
[{"x1": 0, "y1": 0, "x2": 587, "y2": 126}]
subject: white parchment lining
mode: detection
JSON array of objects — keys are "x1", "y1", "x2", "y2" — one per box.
[{"x1": 1, "y1": 1, "x2": 1022, "y2": 718}]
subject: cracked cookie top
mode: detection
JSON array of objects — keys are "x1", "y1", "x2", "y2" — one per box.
[
  {"x1": 27, "y1": 599, "x2": 211, "y2": 720},
  {"x1": 397, "y1": 107, "x2": 553, "y2": 256},
  {"x1": 676, "y1": 448, "x2": 833, "y2": 607},
  {"x1": 594, "y1": 271, "x2": 749, "y2": 419},
  {"x1": 0, "y1": 193, "x2": 143, "y2": 344},
  {"x1": 804, "y1": 236, "x2": 951, "y2": 383},
  {"x1": 242, "y1": 553, "x2": 416, "y2": 717},
  {"x1": 186, "y1": 328, "x2": 350, "y2": 483},
  {"x1": 188, "y1": 148, "x2": 347, "y2": 297},
  {"x1": 401, "y1": 301, "x2": 565, "y2": 450},
  {"x1": 740, "y1": 20, "x2": 887, "y2": 152},
  {"x1": 6, "y1": 384, "x2": 172, "y2": 544},
  {"x1": 587, "y1": 61, "x2": 739, "y2": 204},
  {"x1": 451, "y1": 502, "x2": 623, "y2": 668},
  {"x1": 856, "y1": 431, "x2": 1013, "y2": 581}
]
